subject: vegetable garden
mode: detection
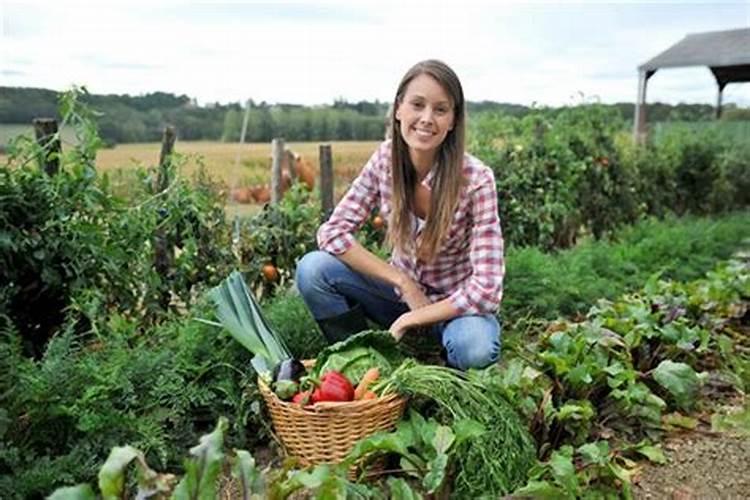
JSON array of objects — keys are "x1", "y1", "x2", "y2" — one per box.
[{"x1": 1, "y1": 91, "x2": 749, "y2": 499}]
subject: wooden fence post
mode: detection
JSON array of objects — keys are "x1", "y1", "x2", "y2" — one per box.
[
  {"x1": 319, "y1": 144, "x2": 334, "y2": 220},
  {"x1": 156, "y1": 125, "x2": 176, "y2": 192},
  {"x1": 271, "y1": 138, "x2": 284, "y2": 204},
  {"x1": 155, "y1": 126, "x2": 176, "y2": 311},
  {"x1": 32, "y1": 118, "x2": 61, "y2": 175},
  {"x1": 286, "y1": 149, "x2": 297, "y2": 183}
]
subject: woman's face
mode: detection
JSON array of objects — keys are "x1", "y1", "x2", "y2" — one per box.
[{"x1": 395, "y1": 73, "x2": 455, "y2": 161}]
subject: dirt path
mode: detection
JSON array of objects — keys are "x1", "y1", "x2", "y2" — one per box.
[{"x1": 633, "y1": 407, "x2": 750, "y2": 499}]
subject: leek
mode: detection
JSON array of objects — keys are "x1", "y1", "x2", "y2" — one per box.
[{"x1": 209, "y1": 271, "x2": 291, "y2": 377}]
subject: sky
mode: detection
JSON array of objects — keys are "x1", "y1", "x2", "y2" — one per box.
[{"x1": 2, "y1": 0, "x2": 749, "y2": 108}]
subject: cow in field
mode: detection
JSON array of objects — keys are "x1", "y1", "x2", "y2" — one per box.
[{"x1": 231, "y1": 149, "x2": 316, "y2": 204}]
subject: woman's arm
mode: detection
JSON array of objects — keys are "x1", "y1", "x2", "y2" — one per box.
[
  {"x1": 338, "y1": 241, "x2": 431, "y2": 311},
  {"x1": 389, "y1": 298, "x2": 460, "y2": 340}
]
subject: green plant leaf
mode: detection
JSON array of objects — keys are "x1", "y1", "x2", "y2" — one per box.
[
  {"x1": 172, "y1": 418, "x2": 227, "y2": 500},
  {"x1": 423, "y1": 453, "x2": 449, "y2": 494},
  {"x1": 711, "y1": 404, "x2": 750, "y2": 436},
  {"x1": 209, "y1": 271, "x2": 291, "y2": 376},
  {"x1": 576, "y1": 441, "x2": 610, "y2": 466},
  {"x1": 47, "y1": 484, "x2": 97, "y2": 500},
  {"x1": 387, "y1": 477, "x2": 422, "y2": 500},
  {"x1": 513, "y1": 480, "x2": 568, "y2": 499},
  {"x1": 98, "y1": 445, "x2": 139, "y2": 499},
  {"x1": 662, "y1": 413, "x2": 698, "y2": 430},
  {"x1": 651, "y1": 360, "x2": 700, "y2": 410},
  {"x1": 232, "y1": 450, "x2": 265, "y2": 498},
  {"x1": 431, "y1": 425, "x2": 455, "y2": 455},
  {"x1": 549, "y1": 446, "x2": 579, "y2": 495},
  {"x1": 452, "y1": 418, "x2": 485, "y2": 446},
  {"x1": 632, "y1": 443, "x2": 667, "y2": 464}
]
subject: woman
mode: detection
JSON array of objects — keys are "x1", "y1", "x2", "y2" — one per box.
[{"x1": 295, "y1": 60, "x2": 504, "y2": 370}]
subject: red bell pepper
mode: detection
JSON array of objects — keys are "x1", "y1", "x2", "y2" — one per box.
[{"x1": 314, "y1": 371, "x2": 354, "y2": 402}]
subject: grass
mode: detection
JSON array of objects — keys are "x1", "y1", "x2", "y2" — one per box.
[
  {"x1": 502, "y1": 211, "x2": 750, "y2": 323},
  {"x1": 652, "y1": 120, "x2": 750, "y2": 146}
]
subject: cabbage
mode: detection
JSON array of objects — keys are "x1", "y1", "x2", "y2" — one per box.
[{"x1": 313, "y1": 330, "x2": 405, "y2": 385}]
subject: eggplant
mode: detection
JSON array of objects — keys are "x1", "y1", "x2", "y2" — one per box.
[{"x1": 272, "y1": 358, "x2": 306, "y2": 383}]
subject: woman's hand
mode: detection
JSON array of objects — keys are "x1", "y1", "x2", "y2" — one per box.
[
  {"x1": 389, "y1": 311, "x2": 416, "y2": 341},
  {"x1": 398, "y1": 276, "x2": 431, "y2": 311}
]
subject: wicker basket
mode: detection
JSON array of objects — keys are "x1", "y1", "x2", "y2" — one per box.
[{"x1": 257, "y1": 376, "x2": 407, "y2": 469}]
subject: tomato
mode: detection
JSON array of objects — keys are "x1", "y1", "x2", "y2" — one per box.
[{"x1": 262, "y1": 263, "x2": 279, "y2": 282}]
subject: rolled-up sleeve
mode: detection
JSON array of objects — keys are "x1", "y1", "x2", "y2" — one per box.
[
  {"x1": 317, "y1": 144, "x2": 385, "y2": 254},
  {"x1": 447, "y1": 168, "x2": 505, "y2": 315}
]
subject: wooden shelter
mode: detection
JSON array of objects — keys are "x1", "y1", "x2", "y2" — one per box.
[{"x1": 634, "y1": 27, "x2": 750, "y2": 142}]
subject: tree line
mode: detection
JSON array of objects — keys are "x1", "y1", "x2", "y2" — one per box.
[{"x1": 1, "y1": 86, "x2": 747, "y2": 146}]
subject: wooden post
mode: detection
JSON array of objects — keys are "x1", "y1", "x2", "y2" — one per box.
[
  {"x1": 156, "y1": 125, "x2": 176, "y2": 192},
  {"x1": 155, "y1": 126, "x2": 176, "y2": 311},
  {"x1": 319, "y1": 144, "x2": 334, "y2": 220},
  {"x1": 286, "y1": 149, "x2": 297, "y2": 183},
  {"x1": 633, "y1": 69, "x2": 655, "y2": 145},
  {"x1": 271, "y1": 138, "x2": 284, "y2": 204},
  {"x1": 32, "y1": 118, "x2": 61, "y2": 175},
  {"x1": 716, "y1": 82, "x2": 726, "y2": 119}
]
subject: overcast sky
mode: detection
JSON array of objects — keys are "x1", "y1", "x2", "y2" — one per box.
[{"x1": 2, "y1": 1, "x2": 749, "y2": 108}]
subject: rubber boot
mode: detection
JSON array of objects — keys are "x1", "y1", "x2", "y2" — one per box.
[{"x1": 316, "y1": 303, "x2": 369, "y2": 344}]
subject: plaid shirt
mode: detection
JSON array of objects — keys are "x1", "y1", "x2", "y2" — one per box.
[{"x1": 317, "y1": 141, "x2": 504, "y2": 315}]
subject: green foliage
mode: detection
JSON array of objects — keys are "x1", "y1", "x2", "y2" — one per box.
[
  {"x1": 0, "y1": 302, "x2": 264, "y2": 498},
  {"x1": 515, "y1": 441, "x2": 640, "y2": 499},
  {"x1": 313, "y1": 330, "x2": 405, "y2": 384},
  {"x1": 469, "y1": 105, "x2": 750, "y2": 249},
  {"x1": 492, "y1": 253, "x2": 750, "y2": 498},
  {"x1": 262, "y1": 289, "x2": 325, "y2": 359},
  {"x1": 503, "y1": 212, "x2": 750, "y2": 323},
  {"x1": 377, "y1": 360, "x2": 537, "y2": 497},
  {"x1": 651, "y1": 361, "x2": 701, "y2": 411},
  {"x1": 235, "y1": 183, "x2": 320, "y2": 297},
  {"x1": 47, "y1": 418, "x2": 266, "y2": 500},
  {"x1": 172, "y1": 419, "x2": 227, "y2": 499},
  {"x1": 0, "y1": 89, "x2": 236, "y2": 355}
]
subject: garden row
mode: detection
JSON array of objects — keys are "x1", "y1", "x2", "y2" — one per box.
[
  {"x1": 45, "y1": 251, "x2": 750, "y2": 498},
  {"x1": 2, "y1": 209, "x2": 748, "y2": 497}
]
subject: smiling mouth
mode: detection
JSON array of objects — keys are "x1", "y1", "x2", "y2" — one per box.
[{"x1": 413, "y1": 127, "x2": 435, "y2": 137}]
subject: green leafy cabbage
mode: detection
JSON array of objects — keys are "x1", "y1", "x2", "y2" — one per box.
[{"x1": 313, "y1": 330, "x2": 405, "y2": 385}]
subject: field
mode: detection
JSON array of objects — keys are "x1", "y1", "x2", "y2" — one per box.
[{"x1": 0, "y1": 129, "x2": 379, "y2": 217}]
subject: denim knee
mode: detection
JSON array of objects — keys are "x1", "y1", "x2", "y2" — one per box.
[
  {"x1": 295, "y1": 251, "x2": 337, "y2": 297},
  {"x1": 442, "y1": 315, "x2": 501, "y2": 370}
]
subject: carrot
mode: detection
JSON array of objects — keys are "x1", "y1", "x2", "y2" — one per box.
[
  {"x1": 362, "y1": 390, "x2": 377, "y2": 400},
  {"x1": 354, "y1": 367, "x2": 380, "y2": 400}
]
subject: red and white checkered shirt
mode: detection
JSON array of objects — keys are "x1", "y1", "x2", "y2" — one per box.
[{"x1": 317, "y1": 141, "x2": 504, "y2": 315}]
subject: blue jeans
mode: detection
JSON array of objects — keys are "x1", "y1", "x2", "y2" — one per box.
[{"x1": 295, "y1": 251, "x2": 501, "y2": 370}]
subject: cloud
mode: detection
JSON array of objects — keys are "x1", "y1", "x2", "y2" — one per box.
[{"x1": 1, "y1": 1, "x2": 748, "y2": 106}]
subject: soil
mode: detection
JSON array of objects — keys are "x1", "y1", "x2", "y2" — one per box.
[{"x1": 633, "y1": 405, "x2": 750, "y2": 500}]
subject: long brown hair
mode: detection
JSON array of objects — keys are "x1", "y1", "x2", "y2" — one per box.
[{"x1": 388, "y1": 59, "x2": 466, "y2": 262}]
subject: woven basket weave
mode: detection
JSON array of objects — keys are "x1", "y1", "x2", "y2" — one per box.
[{"x1": 258, "y1": 377, "x2": 407, "y2": 468}]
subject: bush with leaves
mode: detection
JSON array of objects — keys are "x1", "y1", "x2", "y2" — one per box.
[
  {"x1": 469, "y1": 104, "x2": 749, "y2": 249},
  {"x1": 496, "y1": 253, "x2": 749, "y2": 458},
  {"x1": 0, "y1": 299, "x2": 266, "y2": 499},
  {"x1": 0, "y1": 88, "x2": 236, "y2": 356}
]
